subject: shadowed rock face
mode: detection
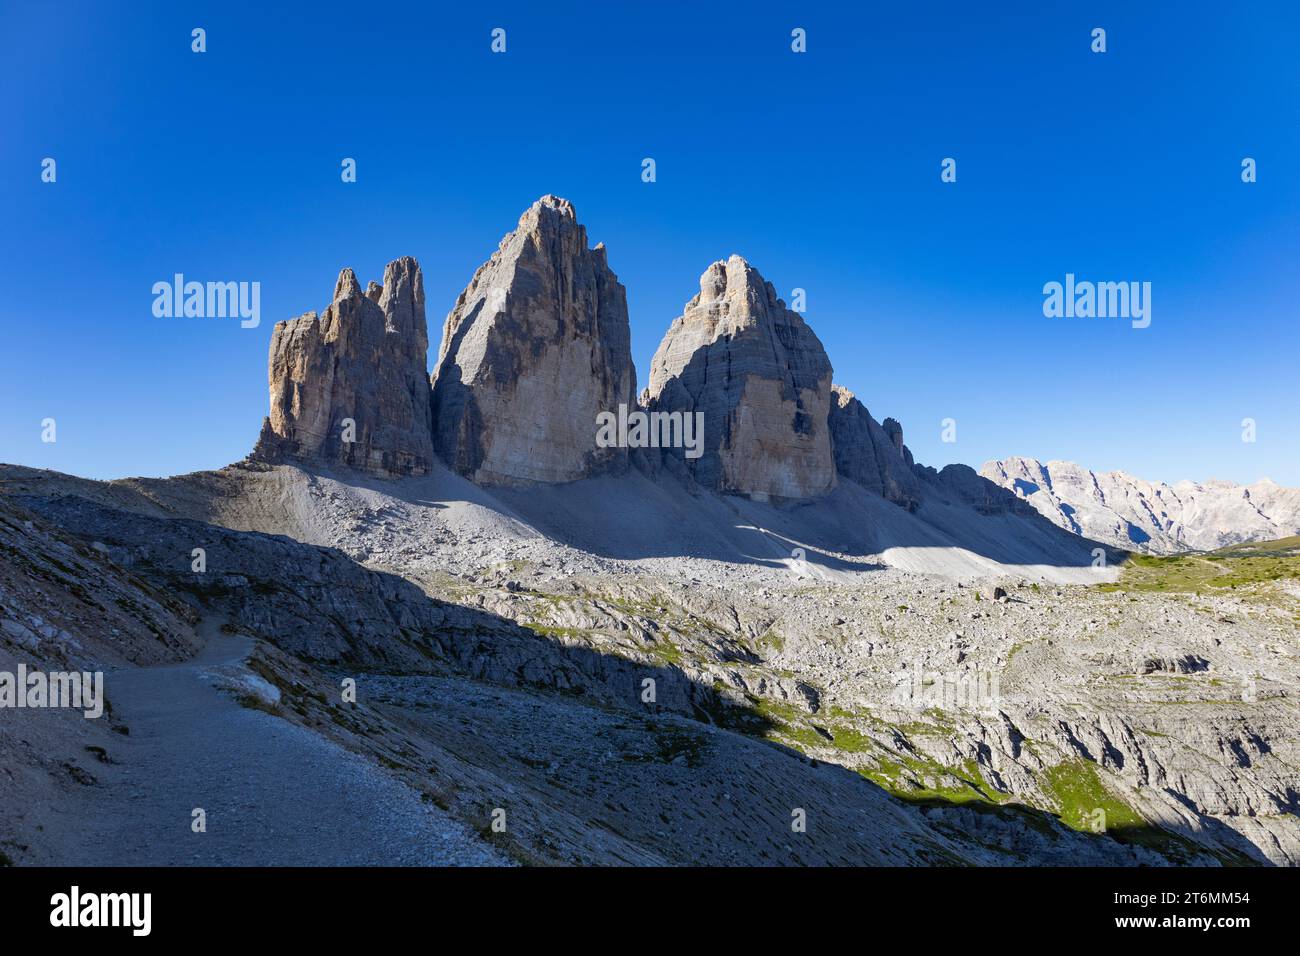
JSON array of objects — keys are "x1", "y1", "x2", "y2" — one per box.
[
  {"x1": 429, "y1": 196, "x2": 637, "y2": 486},
  {"x1": 253, "y1": 257, "x2": 433, "y2": 476},
  {"x1": 828, "y1": 385, "x2": 922, "y2": 510},
  {"x1": 645, "y1": 255, "x2": 836, "y2": 501}
]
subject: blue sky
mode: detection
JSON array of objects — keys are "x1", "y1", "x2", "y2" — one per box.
[{"x1": 2, "y1": 1, "x2": 1297, "y2": 485}]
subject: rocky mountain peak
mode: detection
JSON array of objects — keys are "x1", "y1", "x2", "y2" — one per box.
[
  {"x1": 645, "y1": 257, "x2": 836, "y2": 500},
  {"x1": 881, "y1": 417, "x2": 907, "y2": 457},
  {"x1": 332, "y1": 267, "x2": 363, "y2": 301},
  {"x1": 981, "y1": 457, "x2": 1300, "y2": 552},
  {"x1": 428, "y1": 196, "x2": 637, "y2": 485},
  {"x1": 828, "y1": 386, "x2": 921, "y2": 510},
  {"x1": 251, "y1": 258, "x2": 434, "y2": 476},
  {"x1": 527, "y1": 194, "x2": 577, "y2": 221},
  {"x1": 684, "y1": 255, "x2": 785, "y2": 334},
  {"x1": 376, "y1": 256, "x2": 426, "y2": 344}
]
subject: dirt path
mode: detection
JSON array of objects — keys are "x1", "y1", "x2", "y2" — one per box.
[{"x1": 42, "y1": 618, "x2": 506, "y2": 866}]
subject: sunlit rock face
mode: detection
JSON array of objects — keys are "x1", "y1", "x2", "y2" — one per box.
[
  {"x1": 253, "y1": 257, "x2": 434, "y2": 476},
  {"x1": 646, "y1": 255, "x2": 835, "y2": 500},
  {"x1": 429, "y1": 196, "x2": 637, "y2": 485}
]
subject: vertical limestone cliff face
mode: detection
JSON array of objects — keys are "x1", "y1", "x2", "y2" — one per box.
[
  {"x1": 252, "y1": 257, "x2": 434, "y2": 476},
  {"x1": 828, "y1": 386, "x2": 922, "y2": 510},
  {"x1": 246, "y1": 201, "x2": 934, "y2": 510},
  {"x1": 428, "y1": 196, "x2": 637, "y2": 485},
  {"x1": 645, "y1": 255, "x2": 836, "y2": 500}
]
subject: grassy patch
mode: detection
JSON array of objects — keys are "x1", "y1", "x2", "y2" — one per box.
[
  {"x1": 646, "y1": 637, "x2": 683, "y2": 666},
  {"x1": 1041, "y1": 760, "x2": 1144, "y2": 832},
  {"x1": 1098, "y1": 536, "x2": 1300, "y2": 596},
  {"x1": 234, "y1": 693, "x2": 279, "y2": 716},
  {"x1": 860, "y1": 753, "x2": 1002, "y2": 808},
  {"x1": 743, "y1": 699, "x2": 1001, "y2": 809},
  {"x1": 1039, "y1": 759, "x2": 1253, "y2": 864},
  {"x1": 524, "y1": 624, "x2": 589, "y2": 641},
  {"x1": 1005, "y1": 641, "x2": 1029, "y2": 665}
]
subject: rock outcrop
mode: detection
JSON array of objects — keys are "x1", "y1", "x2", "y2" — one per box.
[
  {"x1": 981, "y1": 456, "x2": 1300, "y2": 553},
  {"x1": 429, "y1": 196, "x2": 637, "y2": 485},
  {"x1": 645, "y1": 255, "x2": 836, "y2": 500},
  {"x1": 828, "y1": 386, "x2": 922, "y2": 510},
  {"x1": 913, "y1": 462, "x2": 1043, "y2": 518},
  {"x1": 253, "y1": 257, "x2": 434, "y2": 476}
]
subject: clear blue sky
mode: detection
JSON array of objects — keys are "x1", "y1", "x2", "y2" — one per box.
[{"x1": 3, "y1": 1, "x2": 1297, "y2": 485}]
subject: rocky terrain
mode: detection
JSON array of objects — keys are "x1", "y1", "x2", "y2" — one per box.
[
  {"x1": 2, "y1": 196, "x2": 1296, "y2": 867},
  {"x1": 982, "y1": 457, "x2": 1300, "y2": 554},
  {"x1": 4, "y1": 459, "x2": 1296, "y2": 866}
]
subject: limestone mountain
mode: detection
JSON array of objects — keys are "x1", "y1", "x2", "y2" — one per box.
[
  {"x1": 981, "y1": 456, "x2": 1300, "y2": 553},
  {"x1": 645, "y1": 255, "x2": 836, "y2": 501},
  {"x1": 239, "y1": 197, "x2": 1143, "y2": 557},
  {"x1": 429, "y1": 196, "x2": 637, "y2": 485},
  {"x1": 828, "y1": 385, "x2": 923, "y2": 510},
  {"x1": 253, "y1": 257, "x2": 434, "y2": 476}
]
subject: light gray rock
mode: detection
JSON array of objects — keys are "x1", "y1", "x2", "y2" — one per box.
[
  {"x1": 645, "y1": 255, "x2": 835, "y2": 500},
  {"x1": 253, "y1": 257, "x2": 434, "y2": 477},
  {"x1": 429, "y1": 196, "x2": 636, "y2": 485},
  {"x1": 981, "y1": 456, "x2": 1300, "y2": 552},
  {"x1": 11, "y1": 463, "x2": 1299, "y2": 865},
  {"x1": 1, "y1": 616, "x2": 40, "y2": 650}
]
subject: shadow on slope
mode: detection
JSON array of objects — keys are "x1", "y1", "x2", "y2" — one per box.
[
  {"x1": 14, "y1": 491, "x2": 982, "y2": 865},
  {"x1": 10, "y1": 491, "x2": 1190, "y2": 865},
  {"x1": 1, "y1": 455, "x2": 1122, "y2": 583},
  {"x1": 394, "y1": 459, "x2": 1121, "y2": 578},
  {"x1": 15, "y1": 494, "x2": 732, "y2": 721}
]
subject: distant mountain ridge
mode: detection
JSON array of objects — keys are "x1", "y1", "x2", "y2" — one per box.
[{"x1": 980, "y1": 456, "x2": 1300, "y2": 554}]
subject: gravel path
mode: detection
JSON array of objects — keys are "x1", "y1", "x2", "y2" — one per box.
[{"x1": 46, "y1": 620, "x2": 507, "y2": 866}]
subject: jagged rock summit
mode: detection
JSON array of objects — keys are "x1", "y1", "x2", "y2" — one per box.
[
  {"x1": 827, "y1": 385, "x2": 922, "y2": 510},
  {"x1": 645, "y1": 255, "x2": 836, "y2": 501},
  {"x1": 981, "y1": 456, "x2": 1300, "y2": 552},
  {"x1": 253, "y1": 257, "x2": 434, "y2": 476},
  {"x1": 248, "y1": 199, "x2": 937, "y2": 512},
  {"x1": 429, "y1": 195, "x2": 637, "y2": 485},
  {"x1": 251, "y1": 197, "x2": 637, "y2": 486}
]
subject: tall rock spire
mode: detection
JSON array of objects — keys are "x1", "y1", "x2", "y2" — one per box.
[
  {"x1": 252, "y1": 257, "x2": 434, "y2": 476},
  {"x1": 645, "y1": 255, "x2": 836, "y2": 500},
  {"x1": 429, "y1": 196, "x2": 637, "y2": 485}
]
